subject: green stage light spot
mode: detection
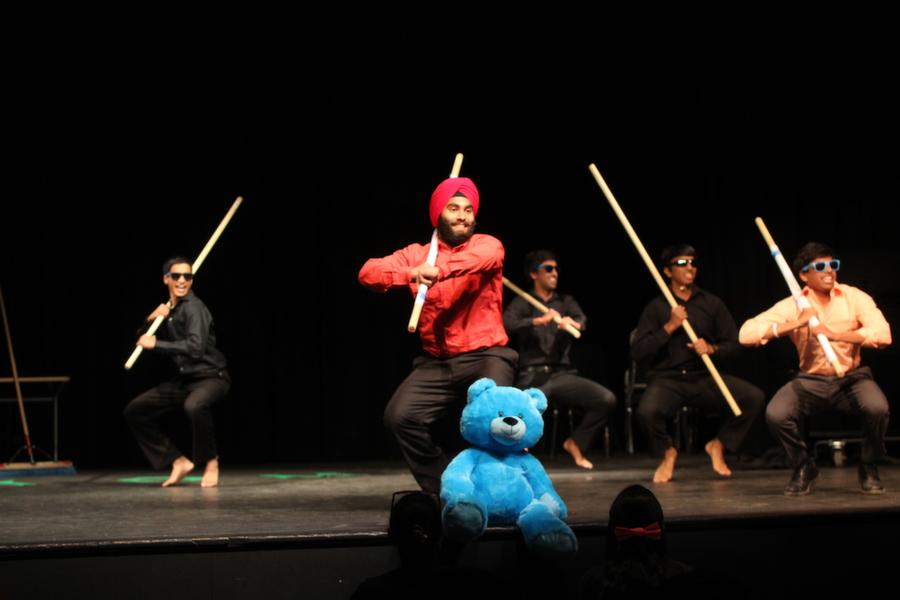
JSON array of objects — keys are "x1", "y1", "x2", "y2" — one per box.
[
  {"x1": 259, "y1": 472, "x2": 357, "y2": 480},
  {"x1": 118, "y1": 475, "x2": 203, "y2": 484},
  {"x1": 0, "y1": 480, "x2": 36, "y2": 487}
]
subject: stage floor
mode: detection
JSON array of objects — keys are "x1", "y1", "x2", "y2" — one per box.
[{"x1": 3, "y1": 454, "x2": 899, "y2": 555}]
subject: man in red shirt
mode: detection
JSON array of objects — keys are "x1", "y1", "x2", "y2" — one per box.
[{"x1": 359, "y1": 177, "x2": 518, "y2": 493}]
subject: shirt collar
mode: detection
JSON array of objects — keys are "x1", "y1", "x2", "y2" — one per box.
[
  {"x1": 671, "y1": 285, "x2": 705, "y2": 301},
  {"x1": 801, "y1": 285, "x2": 844, "y2": 298},
  {"x1": 532, "y1": 288, "x2": 558, "y2": 303},
  {"x1": 172, "y1": 291, "x2": 195, "y2": 308}
]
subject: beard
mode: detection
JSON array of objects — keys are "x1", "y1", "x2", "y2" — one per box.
[{"x1": 437, "y1": 217, "x2": 476, "y2": 247}]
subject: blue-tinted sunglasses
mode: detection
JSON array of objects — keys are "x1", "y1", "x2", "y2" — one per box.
[{"x1": 801, "y1": 259, "x2": 840, "y2": 273}]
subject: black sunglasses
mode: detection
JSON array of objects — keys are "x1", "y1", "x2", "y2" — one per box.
[
  {"x1": 802, "y1": 259, "x2": 840, "y2": 273},
  {"x1": 166, "y1": 272, "x2": 194, "y2": 281},
  {"x1": 670, "y1": 258, "x2": 696, "y2": 267},
  {"x1": 538, "y1": 264, "x2": 558, "y2": 273}
]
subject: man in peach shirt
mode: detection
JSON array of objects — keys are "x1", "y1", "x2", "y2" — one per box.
[{"x1": 739, "y1": 242, "x2": 892, "y2": 496}]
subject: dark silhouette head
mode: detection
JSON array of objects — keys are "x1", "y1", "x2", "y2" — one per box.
[
  {"x1": 598, "y1": 484, "x2": 677, "y2": 597},
  {"x1": 607, "y1": 484, "x2": 667, "y2": 554},
  {"x1": 389, "y1": 491, "x2": 442, "y2": 568}
]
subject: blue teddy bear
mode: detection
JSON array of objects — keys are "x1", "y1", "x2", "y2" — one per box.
[{"x1": 440, "y1": 377, "x2": 577, "y2": 556}]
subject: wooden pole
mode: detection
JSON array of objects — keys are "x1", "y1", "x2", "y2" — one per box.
[
  {"x1": 502, "y1": 277, "x2": 581, "y2": 338},
  {"x1": 407, "y1": 153, "x2": 464, "y2": 333},
  {"x1": 0, "y1": 286, "x2": 35, "y2": 463}
]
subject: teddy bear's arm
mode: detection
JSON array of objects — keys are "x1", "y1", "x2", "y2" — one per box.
[
  {"x1": 520, "y1": 454, "x2": 568, "y2": 520},
  {"x1": 440, "y1": 448, "x2": 479, "y2": 503}
]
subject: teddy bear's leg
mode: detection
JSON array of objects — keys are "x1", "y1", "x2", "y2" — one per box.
[
  {"x1": 517, "y1": 499, "x2": 578, "y2": 557},
  {"x1": 442, "y1": 501, "x2": 487, "y2": 543}
]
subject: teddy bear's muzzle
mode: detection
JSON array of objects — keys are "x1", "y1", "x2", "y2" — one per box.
[{"x1": 490, "y1": 416, "x2": 526, "y2": 444}]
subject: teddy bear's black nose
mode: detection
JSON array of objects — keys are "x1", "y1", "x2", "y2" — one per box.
[{"x1": 503, "y1": 416, "x2": 519, "y2": 426}]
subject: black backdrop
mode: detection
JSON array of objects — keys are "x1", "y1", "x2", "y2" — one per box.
[{"x1": 3, "y1": 41, "x2": 898, "y2": 467}]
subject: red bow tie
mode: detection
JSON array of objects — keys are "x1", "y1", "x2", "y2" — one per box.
[{"x1": 614, "y1": 522, "x2": 662, "y2": 541}]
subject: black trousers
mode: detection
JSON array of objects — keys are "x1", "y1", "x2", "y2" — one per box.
[
  {"x1": 766, "y1": 366, "x2": 889, "y2": 467},
  {"x1": 515, "y1": 369, "x2": 616, "y2": 452},
  {"x1": 124, "y1": 371, "x2": 230, "y2": 470},
  {"x1": 636, "y1": 371, "x2": 764, "y2": 457},
  {"x1": 383, "y1": 346, "x2": 518, "y2": 493}
]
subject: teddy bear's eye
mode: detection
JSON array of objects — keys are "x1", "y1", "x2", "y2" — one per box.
[
  {"x1": 498, "y1": 411, "x2": 504, "y2": 417},
  {"x1": 518, "y1": 414, "x2": 524, "y2": 419}
]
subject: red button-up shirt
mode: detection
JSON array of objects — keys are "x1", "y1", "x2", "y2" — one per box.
[{"x1": 359, "y1": 234, "x2": 508, "y2": 358}]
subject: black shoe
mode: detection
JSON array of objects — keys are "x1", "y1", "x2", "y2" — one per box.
[
  {"x1": 858, "y1": 463, "x2": 885, "y2": 494},
  {"x1": 784, "y1": 461, "x2": 818, "y2": 496}
]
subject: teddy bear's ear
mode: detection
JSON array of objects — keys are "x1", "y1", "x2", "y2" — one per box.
[
  {"x1": 525, "y1": 387, "x2": 548, "y2": 414},
  {"x1": 467, "y1": 378, "x2": 497, "y2": 404}
]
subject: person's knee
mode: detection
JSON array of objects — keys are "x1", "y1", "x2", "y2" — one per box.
[
  {"x1": 743, "y1": 386, "x2": 766, "y2": 416},
  {"x1": 488, "y1": 368, "x2": 515, "y2": 387},
  {"x1": 599, "y1": 388, "x2": 617, "y2": 410},
  {"x1": 636, "y1": 398, "x2": 661, "y2": 424},
  {"x1": 383, "y1": 403, "x2": 405, "y2": 431},
  {"x1": 122, "y1": 400, "x2": 139, "y2": 422},
  {"x1": 864, "y1": 401, "x2": 890, "y2": 421},
  {"x1": 765, "y1": 400, "x2": 790, "y2": 427},
  {"x1": 184, "y1": 400, "x2": 209, "y2": 418}
]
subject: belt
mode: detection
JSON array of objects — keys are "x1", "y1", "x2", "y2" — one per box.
[{"x1": 524, "y1": 365, "x2": 555, "y2": 373}]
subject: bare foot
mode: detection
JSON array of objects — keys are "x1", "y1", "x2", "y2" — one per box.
[
  {"x1": 653, "y1": 447, "x2": 678, "y2": 483},
  {"x1": 563, "y1": 438, "x2": 593, "y2": 469},
  {"x1": 162, "y1": 456, "x2": 194, "y2": 487},
  {"x1": 705, "y1": 439, "x2": 733, "y2": 477},
  {"x1": 201, "y1": 458, "x2": 219, "y2": 488}
]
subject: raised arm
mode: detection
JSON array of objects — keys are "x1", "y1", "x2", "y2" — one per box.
[
  {"x1": 357, "y1": 244, "x2": 420, "y2": 293},
  {"x1": 739, "y1": 297, "x2": 808, "y2": 346},
  {"x1": 437, "y1": 235, "x2": 504, "y2": 280}
]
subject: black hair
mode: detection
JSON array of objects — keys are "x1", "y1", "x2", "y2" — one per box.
[
  {"x1": 659, "y1": 244, "x2": 696, "y2": 269},
  {"x1": 162, "y1": 256, "x2": 192, "y2": 275},
  {"x1": 792, "y1": 242, "x2": 836, "y2": 276},
  {"x1": 601, "y1": 485, "x2": 672, "y2": 593},
  {"x1": 523, "y1": 249, "x2": 558, "y2": 279}
]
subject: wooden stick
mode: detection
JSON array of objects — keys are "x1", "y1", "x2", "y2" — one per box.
[
  {"x1": 0, "y1": 286, "x2": 35, "y2": 463},
  {"x1": 0, "y1": 376, "x2": 70, "y2": 384},
  {"x1": 125, "y1": 196, "x2": 243, "y2": 370},
  {"x1": 450, "y1": 153, "x2": 464, "y2": 179},
  {"x1": 754, "y1": 217, "x2": 845, "y2": 377},
  {"x1": 408, "y1": 153, "x2": 464, "y2": 333},
  {"x1": 502, "y1": 277, "x2": 582, "y2": 338},
  {"x1": 589, "y1": 164, "x2": 741, "y2": 416}
]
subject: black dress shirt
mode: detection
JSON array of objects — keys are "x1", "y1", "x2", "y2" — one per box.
[
  {"x1": 631, "y1": 286, "x2": 740, "y2": 376},
  {"x1": 151, "y1": 291, "x2": 227, "y2": 376},
  {"x1": 503, "y1": 291, "x2": 586, "y2": 369}
]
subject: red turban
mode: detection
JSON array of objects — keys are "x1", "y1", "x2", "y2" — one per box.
[{"x1": 429, "y1": 177, "x2": 480, "y2": 227}]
